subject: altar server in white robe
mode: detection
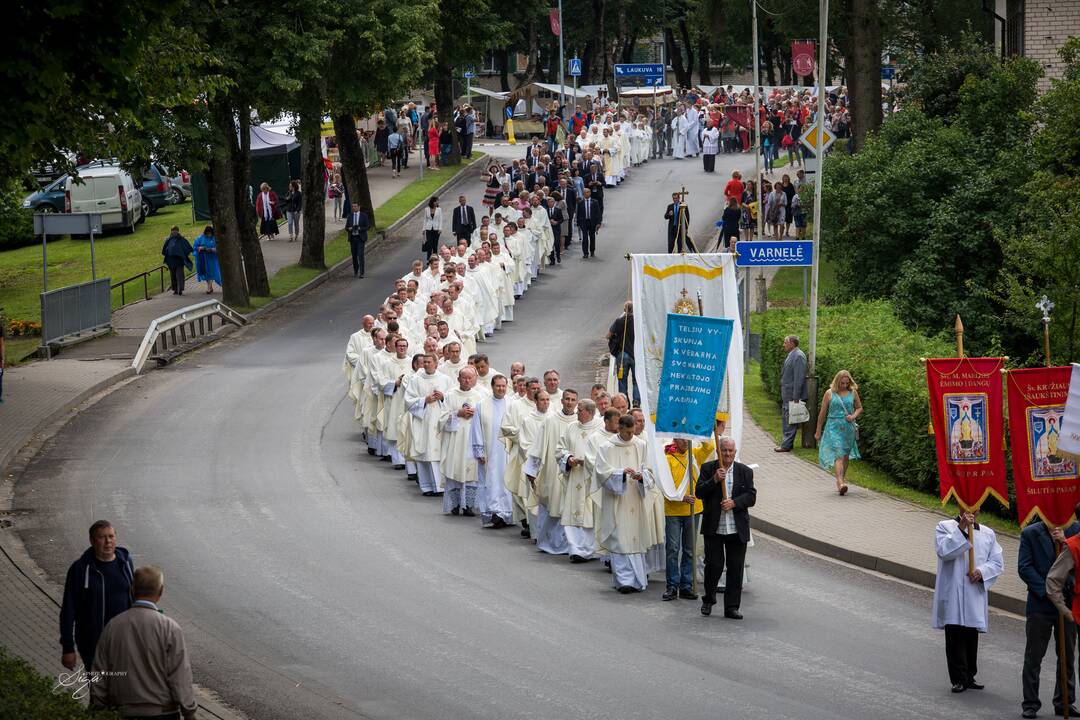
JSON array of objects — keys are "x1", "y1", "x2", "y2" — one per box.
[
  {"x1": 592, "y1": 414, "x2": 665, "y2": 593},
  {"x1": 472, "y1": 374, "x2": 515, "y2": 528},
  {"x1": 404, "y1": 353, "x2": 454, "y2": 495},
  {"x1": 382, "y1": 337, "x2": 413, "y2": 468},
  {"x1": 557, "y1": 399, "x2": 605, "y2": 561},
  {"x1": 440, "y1": 367, "x2": 485, "y2": 515},
  {"x1": 671, "y1": 107, "x2": 688, "y2": 159},
  {"x1": 525, "y1": 389, "x2": 578, "y2": 555},
  {"x1": 685, "y1": 104, "x2": 701, "y2": 157},
  {"x1": 931, "y1": 509, "x2": 1004, "y2": 693}
]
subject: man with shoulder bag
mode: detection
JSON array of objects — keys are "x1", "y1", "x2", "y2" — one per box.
[{"x1": 776, "y1": 334, "x2": 808, "y2": 452}]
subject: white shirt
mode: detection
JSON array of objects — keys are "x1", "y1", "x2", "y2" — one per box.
[{"x1": 718, "y1": 464, "x2": 736, "y2": 536}]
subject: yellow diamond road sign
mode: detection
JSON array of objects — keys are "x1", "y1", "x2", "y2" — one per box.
[{"x1": 800, "y1": 126, "x2": 836, "y2": 153}]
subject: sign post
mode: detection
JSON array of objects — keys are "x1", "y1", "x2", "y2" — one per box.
[
  {"x1": 569, "y1": 57, "x2": 581, "y2": 116},
  {"x1": 34, "y1": 213, "x2": 104, "y2": 291},
  {"x1": 464, "y1": 69, "x2": 475, "y2": 106}
]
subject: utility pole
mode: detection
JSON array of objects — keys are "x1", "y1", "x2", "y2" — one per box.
[
  {"x1": 558, "y1": 0, "x2": 566, "y2": 117},
  {"x1": 752, "y1": 0, "x2": 767, "y2": 315}
]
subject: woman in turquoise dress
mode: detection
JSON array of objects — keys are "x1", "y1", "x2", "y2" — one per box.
[
  {"x1": 814, "y1": 369, "x2": 863, "y2": 495},
  {"x1": 192, "y1": 226, "x2": 222, "y2": 294}
]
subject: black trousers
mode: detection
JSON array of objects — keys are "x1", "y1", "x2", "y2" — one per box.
[
  {"x1": 550, "y1": 228, "x2": 562, "y2": 263},
  {"x1": 455, "y1": 231, "x2": 471, "y2": 245},
  {"x1": 702, "y1": 533, "x2": 746, "y2": 610},
  {"x1": 349, "y1": 237, "x2": 366, "y2": 277},
  {"x1": 423, "y1": 229, "x2": 440, "y2": 258},
  {"x1": 703, "y1": 152, "x2": 716, "y2": 173},
  {"x1": 667, "y1": 229, "x2": 696, "y2": 254},
  {"x1": 580, "y1": 224, "x2": 596, "y2": 257},
  {"x1": 1023, "y1": 613, "x2": 1076, "y2": 712},
  {"x1": 168, "y1": 264, "x2": 185, "y2": 295},
  {"x1": 944, "y1": 624, "x2": 980, "y2": 686},
  {"x1": 565, "y1": 205, "x2": 575, "y2": 242},
  {"x1": 463, "y1": 133, "x2": 474, "y2": 158}
]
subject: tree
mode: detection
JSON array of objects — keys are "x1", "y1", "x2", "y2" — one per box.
[{"x1": 328, "y1": 0, "x2": 437, "y2": 227}]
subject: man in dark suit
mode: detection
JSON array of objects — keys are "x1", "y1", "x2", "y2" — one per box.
[
  {"x1": 451, "y1": 195, "x2": 477, "y2": 244},
  {"x1": 777, "y1": 334, "x2": 808, "y2": 451},
  {"x1": 559, "y1": 177, "x2": 577, "y2": 247},
  {"x1": 345, "y1": 202, "x2": 370, "y2": 279},
  {"x1": 664, "y1": 192, "x2": 695, "y2": 253},
  {"x1": 575, "y1": 188, "x2": 602, "y2": 258},
  {"x1": 1019, "y1": 515, "x2": 1080, "y2": 718},
  {"x1": 697, "y1": 436, "x2": 756, "y2": 619},
  {"x1": 545, "y1": 197, "x2": 563, "y2": 264}
]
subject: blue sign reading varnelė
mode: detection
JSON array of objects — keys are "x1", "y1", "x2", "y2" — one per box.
[{"x1": 734, "y1": 240, "x2": 814, "y2": 267}]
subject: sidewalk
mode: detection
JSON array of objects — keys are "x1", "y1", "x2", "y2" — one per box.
[{"x1": 0, "y1": 146, "x2": 478, "y2": 718}]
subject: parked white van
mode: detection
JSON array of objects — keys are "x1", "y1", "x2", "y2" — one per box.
[{"x1": 64, "y1": 166, "x2": 144, "y2": 233}]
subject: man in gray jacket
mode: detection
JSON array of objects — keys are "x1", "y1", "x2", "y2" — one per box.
[
  {"x1": 776, "y1": 334, "x2": 807, "y2": 452},
  {"x1": 91, "y1": 565, "x2": 197, "y2": 719}
]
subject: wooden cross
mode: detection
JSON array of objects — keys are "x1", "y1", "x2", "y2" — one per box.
[{"x1": 679, "y1": 186, "x2": 690, "y2": 202}]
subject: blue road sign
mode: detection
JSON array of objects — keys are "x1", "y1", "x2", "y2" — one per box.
[
  {"x1": 464, "y1": 70, "x2": 476, "y2": 79},
  {"x1": 734, "y1": 240, "x2": 814, "y2": 267},
  {"x1": 614, "y1": 63, "x2": 664, "y2": 87},
  {"x1": 569, "y1": 58, "x2": 582, "y2": 77},
  {"x1": 881, "y1": 66, "x2": 896, "y2": 80}
]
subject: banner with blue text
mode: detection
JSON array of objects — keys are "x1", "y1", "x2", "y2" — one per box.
[{"x1": 656, "y1": 314, "x2": 734, "y2": 438}]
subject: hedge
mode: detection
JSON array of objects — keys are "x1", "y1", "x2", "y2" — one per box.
[
  {"x1": 0, "y1": 646, "x2": 121, "y2": 719},
  {"x1": 760, "y1": 300, "x2": 955, "y2": 496}
]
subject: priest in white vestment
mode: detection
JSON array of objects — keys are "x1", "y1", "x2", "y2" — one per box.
[
  {"x1": 404, "y1": 353, "x2": 454, "y2": 495},
  {"x1": 471, "y1": 374, "x2": 515, "y2": 528},
  {"x1": 931, "y1": 510, "x2": 1004, "y2": 692},
  {"x1": 557, "y1": 400, "x2": 605, "y2": 561},
  {"x1": 672, "y1": 108, "x2": 688, "y2": 159},
  {"x1": 501, "y1": 387, "x2": 547, "y2": 536},
  {"x1": 342, "y1": 316, "x2": 374, "y2": 393},
  {"x1": 438, "y1": 341, "x2": 468, "y2": 380},
  {"x1": 381, "y1": 337, "x2": 413, "y2": 468},
  {"x1": 525, "y1": 389, "x2": 578, "y2": 555},
  {"x1": 685, "y1": 105, "x2": 701, "y2": 157},
  {"x1": 591, "y1": 414, "x2": 665, "y2": 592},
  {"x1": 440, "y1": 367, "x2": 485, "y2": 515}
]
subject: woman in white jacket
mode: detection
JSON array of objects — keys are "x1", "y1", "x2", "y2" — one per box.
[{"x1": 422, "y1": 197, "x2": 443, "y2": 259}]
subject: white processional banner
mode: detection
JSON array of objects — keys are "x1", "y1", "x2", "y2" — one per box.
[{"x1": 630, "y1": 253, "x2": 744, "y2": 501}]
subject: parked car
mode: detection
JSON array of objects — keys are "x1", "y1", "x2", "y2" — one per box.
[
  {"x1": 138, "y1": 163, "x2": 173, "y2": 214},
  {"x1": 64, "y1": 166, "x2": 143, "y2": 233},
  {"x1": 165, "y1": 168, "x2": 191, "y2": 204},
  {"x1": 22, "y1": 175, "x2": 69, "y2": 214}
]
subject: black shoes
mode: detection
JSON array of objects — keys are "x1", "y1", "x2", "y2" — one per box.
[
  {"x1": 450, "y1": 507, "x2": 460, "y2": 516},
  {"x1": 491, "y1": 515, "x2": 507, "y2": 529},
  {"x1": 679, "y1": 588, "x2": 699, "y2": 600},
  {"x1": 462, "y1": 508, "x2": 475, "y2": 517},
  {"x1": 422, "y1": 491, "x2": 436, "y2": 497},
  {"x1": 1056, "y1": 705, "x2": 1079, "y2": 716},
  {"x1": 380, "y1": 455, "x2": 391, "y2": 462},
  {"x1": 724, "y1": 609, "x2": 743, "y2": 620},
  {"x1": 966, "y1": 681, "x2": 984, "y2": 690},
  {"x1": 569, "y1": 555, "x2": 589, "y2": 564},
  {"x1": 616, "y1": 586, "x2": 638, "y2": 594},
  {"x1": 407, "y1": 474, "x2": 419, "y2": 482},
  {"x1": 700, "y1": 602, "x2": 712, "y2": 617},
  {"x1": 1022, "y1": 710, "x2": 1037, "y2": 719},
  {"x1": 662, "y1": 588, "x2": 678, "y2": 601},
  {"x1": 367, "y1": 448, "x2": 377, "y2": 456},
  {"x1": 520, "y1": 528, "x2": 531, "y2": 538},
  {"x1": 951, "y1": 683, "x2": 966, "y2": 694}
]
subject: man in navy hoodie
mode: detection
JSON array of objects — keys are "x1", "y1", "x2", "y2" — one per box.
[{"x1": 60, "y1": 520, "x2": 134, "y2": 671}]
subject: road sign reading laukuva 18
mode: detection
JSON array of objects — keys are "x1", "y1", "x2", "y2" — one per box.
[{"x1": 614, "y1": 63, "x2": 664, "y2": 87}]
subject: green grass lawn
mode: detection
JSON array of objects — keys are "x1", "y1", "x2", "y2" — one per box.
[
  {"x1": 745, "y1": 359, "x2": 1019, "y2": 536},
  {"x1": 1, "y1": 153, "x2": 485, "y2": 330},
  {"x1": 238, "y1": 153, "x2": 485, "y2": 312},
  {"x1": 0, "y1": 203, "x2": 204, "y2": 327},
  {"x1": 767, "y1": 261, "x2": 838, "y2": 307}
]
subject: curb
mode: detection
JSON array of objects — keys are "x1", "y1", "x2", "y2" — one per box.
[
  {"x1": 247, "y1": 156, "x2": 486, "y2": 322},
  {"x1": 751, "y1": 516, "x2": 1025, "y2": 616}
]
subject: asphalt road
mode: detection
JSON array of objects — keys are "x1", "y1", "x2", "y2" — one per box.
[{"x1": 15, "y1": 147, "x2": 1038, "y2": 720}]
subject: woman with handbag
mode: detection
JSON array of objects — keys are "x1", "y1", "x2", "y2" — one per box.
[{"x1": 814, "y1": 370, "x2": 863, "y2": 496}]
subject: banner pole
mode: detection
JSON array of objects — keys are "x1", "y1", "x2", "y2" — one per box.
[
  {"x1": 688, "y1": 439, "x2": 698, "y2": 596},
  {"x1": 955, "y1": 314, "x2": 965, "y2": 358}
]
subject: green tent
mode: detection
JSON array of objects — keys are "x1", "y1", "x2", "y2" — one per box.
[{"x1": 191, "y1": 125, "x2": 301, "y2": 221}]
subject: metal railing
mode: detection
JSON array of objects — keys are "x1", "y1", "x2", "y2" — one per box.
[
  {"x1": 41, "y1": 277, "x2": 111, "y2": 345},
  {"x1": 132, "y1": 300, "x2": 247, "y2": 374},
  {"x1": 111, "y1": 265, "x2": 196, "y2": 307}
]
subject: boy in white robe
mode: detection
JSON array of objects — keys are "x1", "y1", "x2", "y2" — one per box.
[
  {"x1": 931, "y1": 510, "x2": 1004, "y2": 693},
  {"x1": 440, "y1": 367, "x2": 484, "y2": 515},
  {"x1": 472, "y1": 374, "x2": 515, "y2": 528}
]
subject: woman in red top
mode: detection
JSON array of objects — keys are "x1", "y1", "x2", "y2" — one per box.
[
  {"x1": 427, "y1": 122, "x2": 441, "y2": 169},
  {"x1": 724, "y1": 170, "x2": 745, "y2": 204}
]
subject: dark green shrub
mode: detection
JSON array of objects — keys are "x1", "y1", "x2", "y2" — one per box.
[
  {"x1": 0, "y1": 646, "x2": 121, "y2": 719},
  {"x1": 0, "y1": 180, "x2": 35, "y2": 250}
]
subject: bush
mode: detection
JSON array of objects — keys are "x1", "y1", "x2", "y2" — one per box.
[
  {"x1": 0, "y1": 646, "x2": 121, "y2": 719},
  {"x1": 0, "y1": 180, "x2": 35, "y2": 251},
  {"x1": 760, "y1": 300, "x2": 954, "y2": 496}
]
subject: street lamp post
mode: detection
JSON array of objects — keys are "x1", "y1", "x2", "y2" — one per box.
[{"x1": 558, "y1": 0, "x2": 566, "y2": 117}]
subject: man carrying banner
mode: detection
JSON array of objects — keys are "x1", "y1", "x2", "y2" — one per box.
[
  {"x1": 1019, "y1": 514, "x2": 1080, "y2": 718},
  {"x1": 931, "y1": 509, "x2": 1005, "y2": 694}
]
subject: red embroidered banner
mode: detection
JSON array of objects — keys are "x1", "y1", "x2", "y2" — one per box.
[
  {"x1": 1007, "y1": 366, "x2": 1080, "y2": 527},
  {"x1": 926, "y1": 357, "x2": 1009, "y2": 510},
  {"x1": 549, "y1": 9, "x2": 561, "y2": 36},
  {"x1": 792, "y1": 40, "x2": 815, "y2": 77}
]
